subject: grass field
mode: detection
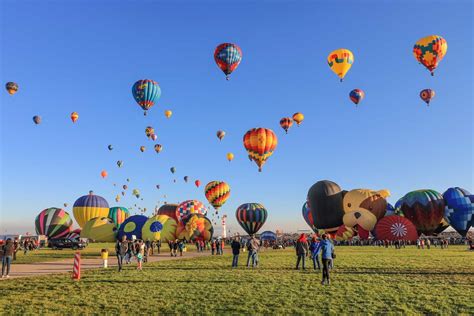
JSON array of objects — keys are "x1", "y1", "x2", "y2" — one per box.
[{"x1": 1, "y1": 246, "x2": 473, "y2": 314}]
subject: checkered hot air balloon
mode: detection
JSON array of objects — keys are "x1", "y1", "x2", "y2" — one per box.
[
  {"x1": 35, "y1": 208, "x2": 73, "y2": 239},
  {"x1": 204, "y1": 181, "x2": 230, "y2": 212},
  {"x1": 132, "y1": 79, "x2": 161, "y2": 115},
  {"x1": 413, "y1": 35, "x2": 448, "y2": 76},
  {"x1": 243, "y1": 128, "x2": 278, "y2": 172},
  {"x1": 214, "y1": 43, "x2": 242, "y2": 80},
  {"x1": 443, "y1": 187, "x2": 474, "y2": 237},
  {"x1": 176, "y1": 200, "x2": 207, "y2": 222},
  {"x1": 235, "y1": 203, "x2": 268, "y2": 236},
  {"x1": 374, "y1": 216, "x2": 418, "y2": 241}
]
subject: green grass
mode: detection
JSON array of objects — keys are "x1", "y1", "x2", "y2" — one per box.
[{"x1": 1, "y1": 246, "x2": 473, "y2": 314}]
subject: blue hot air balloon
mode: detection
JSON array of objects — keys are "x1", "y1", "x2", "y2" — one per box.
[
  {"x1": 132, "y1": 79, "x2": 161, "y2": 115},
  {"x1": 443, "y1": 187, "x2": 474, "y2": 237}
]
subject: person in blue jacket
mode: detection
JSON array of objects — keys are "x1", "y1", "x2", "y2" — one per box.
[
  {"x1": 309, "y1": 236, "x2": 321, "y2": 270},
  {"x1": 320, "y1": 234, "x2": 334, "y2": 285}
]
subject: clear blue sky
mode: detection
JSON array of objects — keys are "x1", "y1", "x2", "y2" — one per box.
[{"x1": 1, "y1": 0, "x2": 472, "y2": 234}]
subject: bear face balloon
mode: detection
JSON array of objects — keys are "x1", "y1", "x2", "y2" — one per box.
[{"x1": 306, "y1": 180, "x2": 345, "y2": 233}]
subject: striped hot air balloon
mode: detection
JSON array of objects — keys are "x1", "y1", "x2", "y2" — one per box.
[
  {"x1": 108, "y1": 207, "x2": 130, "y2": 227},
  {"x1": 279, "y1": 117, "x2": 293, "y2": 134},
  {"x1": 132, "y1": 79, "x2": 161, "y2": 115},
  {"x1": 35, "y1": 208, "x2": 73, "y2": 239},
  {"x1": 176, "y1": 200, "x2": 207, "y2": 222},
  {"x1": 66, "y1": 228, "x2": 81, "y2": 240},
  {"x1": 243, "y1": 128, "x2": 278, "y2": 172},
  {"x1": 214, "y1": 43, "x2": 242, "y2": 80},
  {"x1": 73, "y1": 191, "x2": 109, "y2": 228},
  {"x1": 156, "y1": 204, "x2": 179, "y2": 222},
  {"x1": 235, "y1": 203, "x2": 268, "y2": 236},
  {"x1": 204, "y1": 181, "x2": 230, "y2": 212}
]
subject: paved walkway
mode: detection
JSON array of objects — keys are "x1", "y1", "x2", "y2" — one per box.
[{"x1": 1, "y1": 251, "x2": 210, "y2": 280}]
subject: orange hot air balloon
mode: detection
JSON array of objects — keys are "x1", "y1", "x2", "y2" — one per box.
[
  {"x1": 164, "y1": 110, "x2": 172, "y2": 118},
  {"x1": 70, "y1": 112, "x2": 79, "y2": 123},
  {"x1": 195, "y1": 180, "x2": 201, "y2": 188},
  {"x1": 154, "y1": 144, "x2": 162, "y2": 153},
  {"x1": 279, "y1": 117, "x2": 293, "y2": 134},
  {"x1": 243, "y1": 128, "x2": 278, "y2": 172},
  {"x1": 140, "y1": 146, "x2": 146, "y2": 152},
  {"x1": 226, "y1": 152, "x2": 234, "y2": 162},
  {"x1": 101, "y1": 170, "x2": 108, "y2": 178},
  {"x1": 292, "y1": 112, "x2": 304, "y2": 126}
]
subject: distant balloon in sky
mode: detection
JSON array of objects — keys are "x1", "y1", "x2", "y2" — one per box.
[
  {"x1": 5, "y1": 82, "x2": 18, "y2": 95},
  {"x1": 327, "y1": 49, "x2": 354, "y2": 81},
  {"x1": 145, "y1": 126, "x2": 155, "y2": 138},
  {"x1": 420, "y1": 89, "x2": 435, "y2": 106},
  {"x1": 349, "y1": 89, "x2": 365, "y2": 106},
  {"x1": 279, "y1": 117, "x2": 293, "y2": 134},
  {"x1": 164, "y1": 110, "x2": 172, "y2": 118},
  {"x1": 154, "y1": 144, "x2": 162, "y2": 153},
  {"x1": 140, "y1": 146, "x2": 146, "y2": 152},
  {"x1": 132, "y1": 79, "x2": 161, "y2": 115},
  {"x1": 292, "y1": 113, "x2": 304, "y2": 126},
  {"x1": 108, "y1": 145, "x2": 113, "y2": 151},
  {"x1": 33, "y1": 115, "x2": 41, "y2": 125},
  {"x1": 226, "y1": 152, "x2": 234, "y2": 162},
  {"x1": 195, "y1": 180, "x2": 201, "y2": 188},
  {"x1": 101, "y1": 170, "x2": 108, "y2": 178},
  {"x1": 117, "y1": 160, "x2": 123, "y2": 168},
  {"x1": 184, "y1": 176, "x2": 189, "y2": 183},
  {"x1": 214, "y1": 43, "x2": 242, "y2": 80},
  {"x1": 156, "y1": 184, "x2": 160, "y2": 189},
  {"x1": 151, "y1": 134, "x2": 158, "y2": 141},
  {"x1": 70, "y1": 112, "x2": 79, "y2": 123},
  {"x1": 170, "y1": 167, "x2": 176, "y2": 174},
  {"x1": 235, "y1": 203, "x2": 268, "y2": 236},
  {"x1": 217, "y1": 130, "x2": 226, "y2": 141},
  {"x1": 413, "y1": 35, "x2": 447, "y2": 76}
]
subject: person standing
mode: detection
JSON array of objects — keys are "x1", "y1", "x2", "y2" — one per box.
[
  {"x1": 231, "y1": 237, "x2": 241, "y2": 268},
  {"x1": 115, "y1": 236, "x2": 128, "y2": 272},
  {"x1": 178, "y1": 240, "x2": 184, "y2": 256},
  {"x1": 295, "y1": 234, "x2": 309, "y2": 270},
  {"x1": 211, "y1": 240, "x2": 216, "y2": 255},
  {"x1": 1, "y1": 238, "x2": 15, "y2": 278},
  {"x1": 320, "y1": 234, "x2": 334, "y2": 285},
  {"x1": 216, "y1": 239, "x2": 222, "y2": 255},
  {"x1": 309, "y1": 236, "x2": 322, "y2": 270},
  {"x1": 246, "y1": 236, "x2": 260, "y2": 268},
  {"x1": 136, "y1": 240, "x2": 145, "y2": 271}
]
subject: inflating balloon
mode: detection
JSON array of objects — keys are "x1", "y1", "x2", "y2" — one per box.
[
  {"x1": 156, "y1": 184, "x2": 160, "y2": 190},
  {"x1": 176, "y1": 213, "x2": 214, "y2": 242},
  {"x1": 33, "y1": 116, "x2": 41, "y2": 125},
  {"x1": 327, "y1": 49, "x2": 354, "y2": 81},
  {"x1": 73, "y1": 191, "x2": 109, "y2": 228},
  {"x1": 142, "y1": 214, "x2": 178, "y2": 242},
  {"x1": 335, "y1": 225, "x2": 355, "y2": 241},
  {"x1": 80, "y1": 217, "x2": 117, "y2": 242},
  {"x1": 205, "y1": 181, "x2": 230, "y2": 212},
  {"x1": 292, "y1": 113, "x2": 304, "y2": 126},
  {"x1": 260, "y1": 231, "x2": 277, "y2": 241},
  {"x1": 214, "y1": 43, "x2": 242, "y2": 80},
  {"x1": 374, "y1": 216, "x2": 418, "y2": 241},
  {"x1": 349, "y1": 89, "x2": 364, "y2": 106},
  {"x1": 70, "y1": 112, "x2": 79, "y2": 123},
  {"x1": 176, "y1": 200, "x2": 207, "y2": 222},
  {"x1": 117, "y1": 215, "x2": 148, "y2": 240},
  {"x1": 108, "y1": 206, "x2": 130, "y2": 227},
  {"x1": 236, "y1": 203, "x2": 267, "y2": 236},
  {"x1": 66, "y1": 228, "x2": 81, "y2": 240},
  {"x1": 279, "y1": 117, "x2": 293, "y2": 134},
  {"x1": 420, "y1": 89, "x2": 435, "y2": 106},
  {"x1": 413, "y1": 35, "x2": 448, "y2": 76},
  {"x1": 243, "y1": 128, "x2": 278, "y2": 172},
  {"x1": 132, "y1": 79, "x2": 161, "y2": 115},
  {"x1": 35, "y1": 208, "x2": 73, "y2": 239},
  {"x1": 157, "y1": 204, "x2": 179, "y2": 222},
  {"x1": 5, "y1": 82, "x2": 18, "y2": 95},
  {"x1": 217, "y1": 130, "x2": 226, "y2": 141},
  {"x1": 307, "y1": 180, "x2": 345, "y2": 233},
  {"x1": 443, "y1": 187, "x2": 474, "y2": 237}
]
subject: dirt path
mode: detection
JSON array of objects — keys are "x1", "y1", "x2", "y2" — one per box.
[{"x1": 1, "y1": 251, "x2": 210, "y2": 280}]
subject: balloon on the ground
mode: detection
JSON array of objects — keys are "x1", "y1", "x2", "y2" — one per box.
[
  {"x1": 235, "y1": 203, "x2": 268, "y2": 236},
  {"x1": 306, "y1": 180, "x2": 345, "y2": 233},
  {"x1": 385, "y1": 203, "x2": 396, "y2": 217},
  {"x1": 142, "y1": 214, "x2": 178, "y2": 242},
  {"x1": 35, "y1": 207, "x2": 73, "y2": 239},
  {"x1": 292, "y1": 113, "x2": 304, "y2": 126},
  {"x1": 73, "y1": 191, "x2": 109, "y2": 228},
  {"x1": 443, "y1": 187, "x2": 474, "y2": 237},
  {"x1": 176, "y1": 200, "x2": 207, "y2": 222},
  {"x1": 5, "y1": 82, "x2": 18, "y2": 95},
  {"x1": 260, "y1": 231, "x2": 277, "y2": 241},
  {"x1": 176, "y1": 213, "x2": 213, "y2": 241},
  {"x1": 117, "y1": 215, "x2": 148, "y2": 240},
  {"x1": 157, "y1": 204, "x2": 179, "y2": 222},
  {"x1": 70, "y1": 112, "x2": 79, "y2": 123},
  {"x1": 433, "y1": 218, "x2": 450, "y2": 235},
  {"x1": 335, "y1": 225, "x2": 355, "y2": 241},
  {"x1": 33, "y1": 115, "x2": 41, "y2": 125},
  {"x1": 217, "y1": 130, "x2": 226, "y2": 141},
  {"x1": 243, "y1": 128, "x2": 278, "y2": 172},
  {"x1": 279, "y1": 117, "x2": 293, "y2": 134},
  {"x1": 374, "y1": 215, "x2": 418, "y2": 241},
  {"x1": 413, "y1": 35, "x2": 448, "y2": 76},
  {"x1": 205, "y1": 181, "x2": 230, "y2": 212},
  {"x1": 349, "y1": 89, "x2": 364, "y2": 105},
  {"x1": 327, "y1": 49, "x2": 354, "y2": 81},
  {"x1": 80, "y1": 217, "x2": 117, "y2": 242},
  {"x1": 132, "y1": 79, "x2": 161, "y2": 115},
  {"x1": 164, "y1": 110, "x2": 172, "y2": 118},
  {"x1": 302, "y1": 202, "x2": 317, "y2": 233},
  {"x1": 108, "y1": 206, "x2": 130, "y2": 227},
  {"x1": 66, "y1": 228, "x2": 81, "y2": 240},
  {"x1": 420, "y1": 89, "x2": 435, "y2": 105},
  {"x1": 397, "y1": 189, "x2": 445, "y2": 235},
  {"x1": 214, "y1": 43, "x2": 242, "y2": 80}
]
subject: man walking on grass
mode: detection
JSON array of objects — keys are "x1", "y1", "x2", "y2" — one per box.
[
  {"x1": 246, "y1": 235, "x2": 260, "y2": 268},
  {"x1": 320, "y1": 234, "x2": 334, "y2": 285}
]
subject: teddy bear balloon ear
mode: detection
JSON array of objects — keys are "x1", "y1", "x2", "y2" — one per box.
[{"x1": 377, "y1": 189, "x2": 391, "y2": 198}]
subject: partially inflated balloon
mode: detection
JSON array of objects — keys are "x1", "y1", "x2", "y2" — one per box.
[
  {"x1": 226, "y1": 152, "x2": 234, "y2": 162},
  {"x1": 307, "y1": 180, "x2": 345, "y2": 233},
  {"x1": 33, "y1": 116, "x2": 41, "y2": 125},
  {"x1": 413, "y1": 35, "x2": 447, "y2": 76},
  {"x1": 443, "y1": 187, "x2": 474, "y2": 237},
  {"x1": 176, "y1": 200, "x2": 207, "y2": 222},
  {"x1": 70, "y1": 112, "x2": 79, "y2": 123},
  {"x1": 214, "y1": 43, "x2": 242, "y2": 80},
  {"x1": 164, "y1": 110, "x2": 172, "y2": 118},
  {"x1": 154, "y1": 144, "x2": 162, "y2": 153},
  {"x1": 374, "y1": 216, "x2": 418, "y2": 241},
  {"x1": 35, "y1": 208, "x2": 73, "y2": 239},
  {"x1": 73, "y1": 191, "x2": 109, "y2": 228},
  {"x1": 260, "y1": 231, "x2": 277, "y2": 241},
  {"x1": 292, "y1": 113, "x2": 304, "y2": 126},
  {"x1": 205, "y1": 181, "x2": 230, "y2": 212},
  {"x1": 66, "y1": 228, "x2": 81, "y2": 240},
  {"x1": 80, "y1": 217, "x2": 117, "y2": 242},
  {"x1": 349, "y1": 89, "x2": 364, "y2": 106},
  {"x1": 117, "y1": 215, "x2": 148, "y2": 240},
  {"x1": 327, "y1": 49, "x2": 354, "y2": 81},
  {"x1": 279, "y1": 117, "x2": 293, "y2": 134},
  {"x1": 217, "y1": 130, "x2": 226, "y2": 141},
  {"x1": 177, "y1": 214, "x2": 214, "y2": 241},
  {"x1": 302, "y1": 202, "x2": 317, "y2": 233},
  {"x1": 235, "y1": 203, "x2": 267, "y2": 236},
  {"x1": 335, "y1": 225, "x2": 355, "y2": 241},
  {"x1": 142, "y1": 214, "x2": 178, "y2": 242},
  {"x1": 132, "y1": 79, "x2": 161, "y2": 115},
  {"x1": 420, "y1": 89, "x2": 435, "y2": 106},
  {"x1": 157, "y1": 204, "x2": 179, "y2": 222},
  {"x1": 243, "y1": 128, "x2": 278, "y2": 172},
  {"x1": 5, "y1": 82, "x2": 18, "y2": 95},
  {"x1": 108, "y1": 206, "x2": 130, "y2": 227}
]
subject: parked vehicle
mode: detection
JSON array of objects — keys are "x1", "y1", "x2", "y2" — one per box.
[{"x1": 48, "y1": 238, "x2": 87, "y2": 250}]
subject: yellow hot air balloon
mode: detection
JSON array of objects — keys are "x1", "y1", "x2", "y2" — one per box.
[
  {"x1": 73, "y1": 191, "x2": 110, "y2": 228},
  {"x1": 292, "y1": 112, "x2": 304, "y2": 126},
  {"x1": 226, "y1": 152, "x2": 234, "y2": 162},
  {"x1": 142, "y1": 214, "x2": 178, "y2": 242},
  {"x1": 413, "y1": 35, "x2": 448, "y2": 76},
  {"x1": 80, "y1": 217, "x2": 117, "y2": 242},
  {"x1": 164, "y1": 110, "x2": 172, "y2": 118},
  {"x1": 327, "y1": 49, "x2": 354, "y2": 81},
  {"x1": 243, "y1": 128, "x2": 278, "y2": 172},
  {"x1": 140, "y1": 146, "x2": 146, "y2": 152}
]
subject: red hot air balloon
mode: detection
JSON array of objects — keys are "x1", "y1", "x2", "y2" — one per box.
[
  {"x1": 214, "y1": 43, "x2": 243, "y2": 80},
  {"x1": 374, "y1": 216, "x2": 418, "y2": 241}
]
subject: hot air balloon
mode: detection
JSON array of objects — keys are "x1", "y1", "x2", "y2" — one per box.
[
  {"x1": 349, "y1": 89, "x2": 364, "y2": 106},
  {"x1": 117, "y1": 215, "x2": 148, "y2": 240},
  {"x1": 101, "y1": 170, "x2": 108, "y2": 178},
  {"x1": 195, "y1": 180, "x2": 201, "y2": 188},
  {"x1": 156, "y1": 184, "x2": 160, "y2": 190},
  {"x1": 307, "y1": 180, "x2": 345, "y2": 234},
  {"x1": 327, "y1": 49, "x2": 354, "y2": 81},
  {"x1": 292, "y1": 113, "x2": 304, "y2": 126},
  {"x1": 176, "y1": 213, "x2": 214, "y2": 242},
  {"x1": 164, "y1": 110, "x2": 172, "y2": 118},
  {"x1": 279, "y1": 117, "x2": 293, "y2": 134},
  {"x1": 236, "y1": 203, "x2": 268, "y2": 236},
  {"x1": 176, "y1": 200, "x2": 207, "y2": 222},
  {"x1": 132, "y1": 189, "x2": 140, "y2": 199},
  {"x1": 70, "y1": 112, "x2": 79, "y2": 123},
  {"x1": 217, "y1": 130, "x2": 226, "y2": 141},
  {"x1": 385, "y1": 203, "x2": 396, "y2": 217},
  {"x1": 132, "y1": 79, "x2": 161, "y2": 115},
  {"x1": 335, "y1": 225, "x2": 355, "y2": 241},
  {"x1": 115, "y1": 195, "x2": 120, "y2": 203},
  {"x1": 5, "y1": 82, "x2": 18, "y2": 95},
  {"x1": 73, "y1": 191, "x2": 109, "y2": 228},
  {"x1": 80, "y1": 217, "x2": 117, "y2": 242},
  {"x1": 205, "y1": 181, "x2": 230, "y2": 212},
  {"x1": 443, "y1": 187, "x2": 474, "y2": 237},
  {"x1": 154, "y1": 144, "x2": 162, "y2": 153},
  {"x1": 123, "y1": 184, "x2": 128, "y2": 190},
  {"x1": 374, "y1": 216, "x2": 418, "y2": 241},
  {"x1": 413, "y1": 35, "x2": 448, "y2": 76},
  {"x1": 260, "y1": 231, "x2": 277, "y2": 241},
  {"x1": 214, "y1": 43, "x2": 243, "y2": 80},
  {"x1": 33, "y1": 116, "x2": 41, "y2": 125},
  {"x1": 66, "y1": 228, "x2": 81, "y2": 240},
  {"x1": 170, "y1": 167, "x2": 176, "y2": 174},
  {"x1": 108, "y1": 145, "x2": 113, "y2": 151},
  {"x1": 151, "y1": 134, "x2": 158, "y2": 141},
  {"x1": 420, "y1": 89, "x2": 435, "y2": 106},
  {"x1": 226, "y1": 152, "x2": 234, "y2": 162},
  {"x1": 108, "y1": 206, "x2": 130, "y2": 227},
  {"x1": 35, "y1": 208, "x2": 73, "y2": 239},
  {"x1": 140, "y1": 146, "x2": 146, "y2": 152},
  {"x1": 63, "y1": 203, "x2": 68, "y2": 208},
  {"x1": 116, "y1": 160, "x2": 123, "y2": 168},
  {"x1": 302, "y1": 202, "x2": 317, "y2": 233},
  {"x1": 145, "y1": 126, "x2": 155, "y2": 138},
  {"x1": 121, "y1": 191, "x2": 125, "y2": 196},
  {"x1": 184, "y1": 176, "x2": 189, "y2": 183},
  {"x1": 243, "y1": 128, "x2": 278, "y2": 172},
  {"x1": 126, "y1": 178, "x2": 130, "y2": 182},
  {"x1": 397, "y1": 190, "x2": 445, "y2": 235},
  {"x1": 157, "y1": 204, "x2": 179, "y2": 222},
  {"x1": 142, "y1": 214, "x2": 178, "y2": 242}
]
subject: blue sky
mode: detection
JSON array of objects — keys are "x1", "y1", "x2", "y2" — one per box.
[{"x1": 1, "y1": 0, "x2": 472, "y2": 234}]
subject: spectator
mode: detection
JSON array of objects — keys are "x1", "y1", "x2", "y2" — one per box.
[
  {"x1": 115, "y1": 236, "x2": 128, "y2": 272},
  {"x1": 320, "y1": 234, "x2": 334, "y2": 285},
  {"x1": 1, "y1": 238, "x2": 15, "y2": 278},
  {"x1": 231, "y1": 237, "x2": 241, "y2": 268},
  {"x1": 295, "y1": 233, "x2": 309, "y2": 270},
  {"x1": 309, "y1": 236, "x2": 321, "y2": 270}
]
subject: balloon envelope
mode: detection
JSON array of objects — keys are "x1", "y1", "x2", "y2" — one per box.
[
  {"x1": 142, "y1": 215, "x2": 178, "y2": 242},
  {"x1": 302, "y1": 202, "x2": 317, "y2": 233},
  {"x1": 374, "y1": 216, "x2": 418, "y2": 241},
  {"x1": 235, "y1": 203, "x2": 268, "y2": 236},
  {"x1": 73, "y1": 191, "x2": 109, "y2": 228},
  {"x1": 443, "y1": 187, "x2": 474, "y2": 237},
  {"x1": 157, "y1": 204, "x2": 179, "y2": 222},
  {"x1": 132, "y1": 79, "x2": 161, "y2": 113},
  {"x1": 307, "y1": 180, "x2": 345, "y2": 233},
  {"x1": 413, "y1": 35, "x2": 448, "y2": 75},
  {"x1": 327, "y1": 49, "x2": 354, "y2": 81},
  {"x1": 117, "y1": 215, "x2": 148, "y2": 240},
  {"x1": 80, "y1": 217, "x2": 117, "y2": 242},
  {"x1": 176, "y1": 213, "x2": 213, "y2": 242},
  {"x1": 205, "y1": 181, "x2": 230, "y2": 211},
  {"x1": 214, "y1": 43, "x2": 242, "y2": 80},
  {"x1": 260, "y1": 231, "x2": 277, "y2": 241},
  {"x1": 108, "y1": 207, "x2": 130, "y2": 227},
  {"x1": 176, "y1": 200, "x2": 207, "y2": 222},
  {"x1": 35, "y1": 208, "x2": 73, "y2": 239},
  {"x1": 243, "y1": 128, "x2": 278, "y2": 172}
]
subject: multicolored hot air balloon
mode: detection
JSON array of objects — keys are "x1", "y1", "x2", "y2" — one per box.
[
  {"x1": 70, "y1": 112, "x2": 79, "y2": 123},
  {"x1": 157, "y1": 204, "x2": 179, "y2": 222},
  {"x1": 397, "y1": 189, "x2": 445, "y2": 235},
  {"x1": 73, "y1": 191, "x2": 109, "y2": 228},
  {"x1": 302, "y1": 202, "x2": 317, "y2": 233},
  {"x1": 243, "y1": 128, "x2": 278, "y2": 172},
  {"x1": 151, "y1": 134, "x2": 158, "y2": 141},
  {"x1": 235, "y1": 203, "x2": 268, "y2": 236},
  {"x1": 66, "y1": 228, "x2": 81, "y2": 240},
  {"x1": 132, "y1": 189, "x2": 140, "y2": 198},
  {"x1": 145, "y1": 126, "x2": 155, "y2": 138},
  {"x1": 142, "y1": 214, "x2": 178, "y2": 242},
  {"x1": 226, "y1": 152, "x2": 234, "y2": 162},
  {"x1": 35, "y1": 208, "x2": 73, "y2": 239},
  {"x1": 420, "y1": 89, "x2": 435, "y2": 106},
  {"x1": 327, "y1": 49, "x2": 354, "y2": 81},
  {"x1": 205, "y1": 181, "x2": 230, "y2": 212},
  {"x1": 279, "y1": 117, "x2": 293, "y2": 134},
  {"x1": 307, "y1": 180, "x2": 345, "y2": 234},
  {"x1": 140, "y1": 146, "x2": 146, "y2": 153},
  {"x1": 214, "y1": 43, "x2": 242, "y2": 80},
  {"x1": 443, "y1": 187, "x2": 474, "y2": 237},
  {"x1": 176, "y1": 213, "x2": 214, "y2": 242},
  {"x1": 132, "y1": 79, "x2": 161, "y2": 115},
  {"x1": 164, "y1": 110, "x2": 172, "y2": 118},
  {"x1": 349, "y1": 89, "x2": 364, "y2": 106},
  {"x1": 108, "y1": 206, "x2": 130, "y2": 227},
  {"x1": 195, "y1": 180, "x2": 201, "y2": 188},
  {"x1": 374, "y1": 216, "x2": 418, "y2": 241},
  {"x1": 292, "y1": 113, "x2": 304, "y2": 126},
  {"x1": 217, "y1": 130, "x2": 226, "y2": 141},
  {"x1": 5, "y1": 82, "x2": 18, "y2": 95},
  {"x1": 176, "y1": 200, "x2": 207, "y2": 222},
  {"x1": 335, "y1": 225, "x2": 355, "y2": 241},
  {"x1": 117, "y1": 215, "x2": 148, "y2": 240},
  {"x1": 80, "y1": 217, "x2": 117, "y2": 242},
  {"x1": 154, "y1": 144, "x2": 162, "y2": 153},
  {"x1": 413, "y1": 35, "x2": 448, "y2": 76},
  {"x1": 33, "y1": 115, "x2": 41, "y2": 125}
]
